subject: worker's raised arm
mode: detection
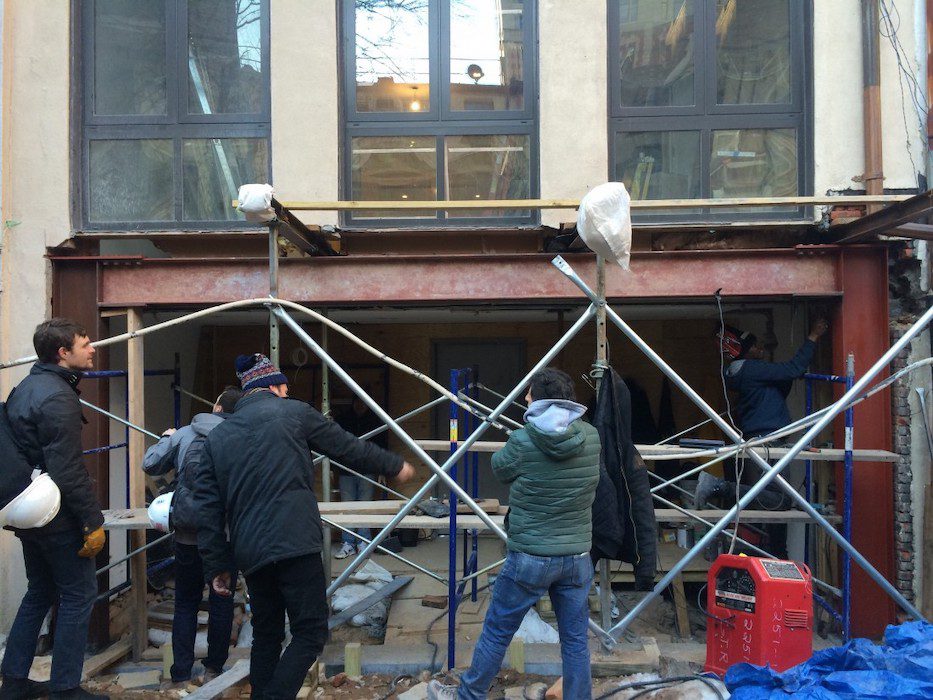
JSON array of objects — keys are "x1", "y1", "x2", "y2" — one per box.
[
  {"x1": 299, "y1": 403, "x2": 403, "y2": 478},
  {"x1": 491, "y1": 431, "x2": 524, "y2": 484}
]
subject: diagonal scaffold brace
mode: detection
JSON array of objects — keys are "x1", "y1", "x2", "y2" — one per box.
[{"x1": 550, "y1": 255, "x2": 929, "y2": 639}]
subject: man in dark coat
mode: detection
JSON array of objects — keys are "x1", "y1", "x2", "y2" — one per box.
[
  {"x1": 1, "y1": 319, "x2": 107, "y2": 700},
  {"x1": 194, "y1": 354, "x2": 415, "y2": 700}
]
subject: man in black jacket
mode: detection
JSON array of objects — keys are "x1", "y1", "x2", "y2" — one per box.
[
  {"x1": 194, "y1": 354, "x2": 415, "y2": 700},
  {"x1": 1, "y1": 319, "x2": 107, "y2": 700}
]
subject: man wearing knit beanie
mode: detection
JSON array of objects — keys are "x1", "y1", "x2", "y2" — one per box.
[{"x1": 193, "y1": 353, "x2": 415, "y2": 699}]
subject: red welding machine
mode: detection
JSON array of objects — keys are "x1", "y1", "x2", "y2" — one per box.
[{"x1": 704, "y1": 553, "x2": 813, "y2": 676}]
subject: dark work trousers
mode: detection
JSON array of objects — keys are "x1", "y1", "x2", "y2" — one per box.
[
  {"x1": 171, "y1": 542, "x2": 236, "y2": 681},
  {"x1": 0, "y1": 530, "x2": 96, "y2": 692},
  {"x1": 244, "y1": 553, "x2": 328, "y2": 700}
]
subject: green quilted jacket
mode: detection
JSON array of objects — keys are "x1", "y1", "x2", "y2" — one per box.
[{"x1": 493, "y1": 411, "x2": 601, "y2": 556}]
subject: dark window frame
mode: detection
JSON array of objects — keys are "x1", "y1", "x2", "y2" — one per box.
[
  {"x1": 342, "y1": 0, "x2": 539, "y2": 228},
  {"x1": 607, "y1": 0, "x2": 813, "y2": 223},
  {"x1": 78, "y1": 0, "x2": 272, "y2": 232}
]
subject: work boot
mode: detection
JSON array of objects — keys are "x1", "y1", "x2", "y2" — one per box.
[
  {"x1": 49, "y1": 687, "x2": 109, "y2": 699},
  {"x1": 694, "y1": 471, "x2": 726, "y2": 509},
  {"x1": 427, "y1": 679, "x2": 458, "y2": 700},
  {"x1": 0, "y1": 676, "x2": 49, "y2": 699}
]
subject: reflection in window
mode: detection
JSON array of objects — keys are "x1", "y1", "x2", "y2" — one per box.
[
  {"x1": 89, "y1": 140, "x2": 173, "y2": 222},
  {"x1": 182, "y1": 138, "x2": 269, "y2": 220},
  {"x1": 710, "y1": 129, "x2": 797, "y2": 201},
  {"x1": 618, "y1": 0, "x2": 694, "y2": 108},
  {"x1": 351, "y1": 136, "x2": 438, "y2": 217},
  {"x1": 355, "y1": 1, "x2": 430, "y2": 113},
  {"x1": 614, "y1": 131, "x2": 700, "y2": 200},
  {"x1": 716, "y1": 0, "x2": 791, "y2": 105},
  {"x1": 188, "y1": 0, "x2": 266, "y2": 115},
  {"x1": 94, "y1": 0, "x2": 167, "y2": 116},
  {"x1": 450, "y1": 0, "x2": 524, "y2": 111},
  {"x1": 446, "y1": 135, "x2": 530, "y2": 216}
]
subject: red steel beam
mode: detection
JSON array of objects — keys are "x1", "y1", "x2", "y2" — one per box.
[
  {"x1": 75, "y1": 248, "x2": 851, "y2": 307},
  {"x1": 833, "y1": 246, "x2": 896, "y2": 638}
]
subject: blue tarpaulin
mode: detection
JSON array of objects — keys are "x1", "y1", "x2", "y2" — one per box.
[{"x1": 724, "y1": 621, "x2": 933, "y2": 699}]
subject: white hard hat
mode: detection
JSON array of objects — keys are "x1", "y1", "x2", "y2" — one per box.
[
  {"x1": 147, "y1": 492, "x2": 174, "y2": 532},
  {"x1": 0, "y1": 471, "x2": 62, "y2": 529}
]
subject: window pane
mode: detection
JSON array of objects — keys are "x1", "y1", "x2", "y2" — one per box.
[
  {"x1": 614, "y1": 131, "x2": 700, "y2": 200},
  {"x1": 716, "y1": 0, "x2": 791, "y2": 105},
  {"x1": 445, "y1": 135, "x2": 530, "y2": 217},
  {"x1": 710, "y1": 129, "x2": 797, "y2": 206},
  {"x1": 188, "y1": 0, "x2": 266, "y2": 115},
  {"x1": 182, "y1": 138, "x2": 270, "y2": 220},
  {"x1": 450, "y1": 0, "x2": 524, "y2": 112},
  {"x1": 618, "y1": 0, "x2": 695, "y2": 108},
  {"x1": 88, "y1": 140, "x2": 173, "y2": 223},
  {"x1": 351, "y1": 136, "x2": 437, "y2": 218},
  {"x1": 355, "y1": 1, "x2": 430, "y2": 113},
  {"x1": 93, "y1": 0, "x2": 167, "y2": 116}
]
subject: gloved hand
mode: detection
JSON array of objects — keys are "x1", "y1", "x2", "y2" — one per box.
[{"x1": 78, "y1": 527, "x2": 106, "y2": 558}]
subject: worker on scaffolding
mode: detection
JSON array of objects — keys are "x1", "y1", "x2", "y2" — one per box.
[
  {"x1": 193, "y1": 353, "x2": 415, "y2": 700},
  {"x1": 429, "y1": 368, "x2": 600, "y2": 700},
  {"x1": 0, "y1": 319, "x2": 107, "y2": 700},
  {"x1": 696, "y1": 319, "x2": 829, "y2": 550},
  {"x1": 142, "y1": 386, "x2": 242, "y2": 690}
]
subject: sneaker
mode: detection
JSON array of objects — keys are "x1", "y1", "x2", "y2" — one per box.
[
  {"x1": 427, "y1": 679, "x2": 458, "y2": 700},
  {"x1": 694, "y1": 471, "x2": 725, "y2": 509},
  {"x1": 49, "y1": 687, "x2": 109, "y2": 699},
  {"x1": 0, "y1": 676, "x2": 50, "y2": 699},
  {"x1": 334, "y1": 542, "x2": 356, "y2": 559},
  {"x1": 200, "y1": 666, "x2": 223, "y2": 685}
]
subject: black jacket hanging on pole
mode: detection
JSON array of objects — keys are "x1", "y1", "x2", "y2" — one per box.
[{"x1": 590, "y1": 368, "x2": 658, "y2": 589}]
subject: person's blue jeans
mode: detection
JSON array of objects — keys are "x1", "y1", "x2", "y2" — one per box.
[
  {"x1": 171, "y1": 542, "x2": 236, "y2": 681},
  {"x1": 338, "y1": 473, "x2": 374, "y2": 544},
  {"x1": 458, "y1": 551, "x2": 594, "y2": 700},
  {"x1": 1, "y1": 530, "x2": 97, "y2": 692}
]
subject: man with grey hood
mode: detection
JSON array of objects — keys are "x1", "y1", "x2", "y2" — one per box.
[
  {"x1": 142, "y1": 386, "x2": 241, "y2": 688},
  {"x1": 429, "y1": 368, "x2": 601, "y2": 700}
]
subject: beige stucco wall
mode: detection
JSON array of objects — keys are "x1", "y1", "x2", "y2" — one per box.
[
  {"x1": 538, "y1": 0, "x2": 609, "y2": 227},
  {"x1": 0, "y1": 0, "x2": 72, "y2": 633},
  {"x1": 814, "y1": 0, "x2": 926, "y2": 194},
  {"x1": 270, "y1": 0, "x2": 340, "y2": 227}
]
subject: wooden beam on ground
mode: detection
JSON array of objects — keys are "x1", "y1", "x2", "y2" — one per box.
[
  {"x1": 81, "y1": 638, "x2": 133, "y2": 681},
  {"x1": 186, "y1": 659, "x2": 250, "y2": 700},
  {"x1": 127, "y1": 308, "x2": 147, "y2": 660},
  {"x1": 328, "y1": 576, "x2": 413, "y2": 630}
]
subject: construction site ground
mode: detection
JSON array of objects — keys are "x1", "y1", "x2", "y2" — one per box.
[{"x1": 4, "y1": 535, "x2": 842, "y2": 698}]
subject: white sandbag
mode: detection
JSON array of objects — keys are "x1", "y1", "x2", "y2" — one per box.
[
  {"x1": 349, "y1": 559, "x2": 394, "y2": 584},
  {"x1": 331, "y1": 583, "x2": 379, "y2": 613},
  {"x1": 513, "y1": 607, "x2": 560, "y2": 644},
  {"x1": 576, "y1": 182, "x2": 633, "y2": 269},
  {"x1": 237, "y1": 183, "x2": 275, "y2": 222}
]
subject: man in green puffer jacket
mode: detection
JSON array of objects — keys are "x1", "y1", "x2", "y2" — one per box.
[{"x1": 429, "y1": 368, "x2": 600, "y2": 700}]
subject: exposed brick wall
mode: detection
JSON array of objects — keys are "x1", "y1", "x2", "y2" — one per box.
[{"x1": 890, "y1": 326, "x2": 916, "y2": 603}]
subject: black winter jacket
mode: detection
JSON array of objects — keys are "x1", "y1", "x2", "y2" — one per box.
[
  {"x1": 5, "y1": 363, "x2": 104, "y2": 538},
  {"x1": 590, "y1": 369, "x2": 658, "y2": 589},
  {"x1": 194, "y1": 390, "x2": 404, "y2": 580}
]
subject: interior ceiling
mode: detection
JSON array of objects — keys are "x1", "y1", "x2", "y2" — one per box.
[{"x1": 143, "y1": 299, "x2": 811, "y2": 327}]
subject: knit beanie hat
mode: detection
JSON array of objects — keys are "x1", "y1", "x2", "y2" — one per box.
[
  {"x1": 717, "y1": 325, "x2": 757, "y2": 360},
  {"x1": 235, "y1": 353, "x2": 288, "y2": 391}
]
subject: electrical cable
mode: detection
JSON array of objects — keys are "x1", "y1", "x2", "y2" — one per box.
[{"x1": 714, "y1": 290, "x2": 744, "y2": 553}]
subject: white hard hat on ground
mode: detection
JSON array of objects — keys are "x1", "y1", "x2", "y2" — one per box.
[
  {"x1": 0, "y1": 470, "x2": 62, "y2": 529},
  {"x1": 148, "y1": 491, "x2": 174, "y2": 532}
]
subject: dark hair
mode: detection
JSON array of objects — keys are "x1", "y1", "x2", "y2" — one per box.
[
  {"x1": 33, "y1": 318, "x2": 88, "y2": 364},
  {"x1": 528, "y1": 368, "x2": 576, "y2": 402},
  {"x1": 216, "y1": 386, "x2": 243, "y2": 414}
]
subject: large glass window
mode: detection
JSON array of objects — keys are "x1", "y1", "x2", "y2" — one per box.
[
  {"x1": 344, "y1": 0, "x2": 537, "y2": 226},
  {"x1": 81, "y1": 0, "x2": 270, "y2": 230},
  {"x1": 609, "y1": 0, "x2": 808, "y2": 221}
]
